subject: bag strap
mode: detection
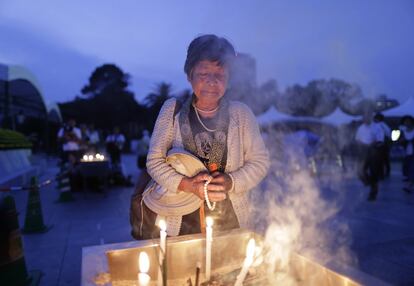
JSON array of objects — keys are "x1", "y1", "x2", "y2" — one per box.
[{"x1": 173, "y1": 97, "x2": 182, "y2": 122}]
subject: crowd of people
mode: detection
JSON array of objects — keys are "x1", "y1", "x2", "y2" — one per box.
[
  {"x1": 355, "y1": 112, "x2": 414, "y2": 201},
  {"x1": 56, "y1": 119, "x2": 149, "y2": 190}
]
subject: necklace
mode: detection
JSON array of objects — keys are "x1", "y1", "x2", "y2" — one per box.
[
  {"x1": 193, "y1": 103, "x2": 218, "y2": 132},
  {"x1": 194, "y1": 104, "x2": 219, "y2": 114}
]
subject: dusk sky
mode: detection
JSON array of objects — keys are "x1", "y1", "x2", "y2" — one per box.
[{"x1": 1, "y1": 1, "x2": 413, "y2": 106}]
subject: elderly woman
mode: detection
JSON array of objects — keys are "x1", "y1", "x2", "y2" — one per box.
[{"x1": 141, "y1": 34, "x2": 269, "y2": 238}]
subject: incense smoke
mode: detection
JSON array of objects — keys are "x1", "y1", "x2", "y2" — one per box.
[{"x1": 251, "y1": 126, "x2": 356, "y2": 282}]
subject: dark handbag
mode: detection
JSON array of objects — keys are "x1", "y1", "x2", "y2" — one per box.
[
  {"x1": 129, "y1": 169, "x2": 158, "y2": 239},
  {"x1": 129, "y1": 98, "x2": 182, "y2": 240}
]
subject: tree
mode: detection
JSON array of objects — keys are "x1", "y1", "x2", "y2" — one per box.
[
  {"x1": 277, "y1": 78, "x2": 364, "y2": 117},
  {"x1": 81, "y1": 64, "x2": 129, "y2": 98},
  {"x1": 59, "y1": 64, "x2": 143, "y2": 136},
  {"x1": 142, "y1": 82, "x2": 173, "y2": 131}
]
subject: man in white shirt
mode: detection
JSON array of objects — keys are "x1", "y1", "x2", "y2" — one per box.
[
  {"x1": 87, "y1": 124, "x2": 100, "y2": 152},
  {"x1": 57, "y1": 119, "x2": 82, "y2": 163},
  {"x1": 355, "y1": 112, "x2": 385, "y2": 201}
]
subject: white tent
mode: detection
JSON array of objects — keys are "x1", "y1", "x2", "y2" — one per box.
[
  {"x1": 257, "y1": 106, "x2": 292, "y2": 125},
  {"x1": 321, "y1": 108, "x2": 356, "y2": 126},
  {"x1": 383, "y1": 96, "x2": 414, "y2": 117},
  {"x1": 257, "y1": 106, "x2": 335, "y2": 126}
]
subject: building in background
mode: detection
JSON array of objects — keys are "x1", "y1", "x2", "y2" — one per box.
[{"x1": 0, "y1": 63, "x2": 62, "y2": 152}]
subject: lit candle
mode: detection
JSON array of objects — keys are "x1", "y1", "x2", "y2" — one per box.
[
  {"x1": 82, "y1": 155, "x2": 88, "y2": 161},
  {"x1": 234, "y1": 238, "x2": 256, "y2": 286},
  {"x1": 205, "y1": 216, "x2": 213, "y2": 281},
  {"x1": 158, "y1": 219, "x2": 167, "y2": 286},
  {"x1": 138, "y1": 251, "x2": 151, "y2": 286},
  {"x1": 88, "y1": 155, "x2": 93, "y2": 161}
]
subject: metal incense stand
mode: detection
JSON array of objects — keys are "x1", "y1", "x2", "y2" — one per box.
[{"x1": 81, "y1": 228, "x2": 390, "y2": 286}]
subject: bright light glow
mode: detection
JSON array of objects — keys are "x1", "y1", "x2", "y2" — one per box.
[
  {"x1": 95, "y1": 153, "x2": 101, "y2": 159},
  {"x1": 391, "y1": 130, "x2": 401, "y2": 142},
  {"x1": 139, "y1": 252, "x2": 150, "y2": 273},
  {"x1": 88, "y1": 155, "x2": 93, "y2": 161},
  {"x1": 158, "y1": 219, "x2": 166, "y2": 231},
  {"x1": 83, "y1": 155, "x2": 88, "y2": 161},
  {"x1": 206, "y1": 216, "x2": 214, "y2": 227},
  {"x1": 246, "y1": 238, "x2": 256, "y2": 260}
]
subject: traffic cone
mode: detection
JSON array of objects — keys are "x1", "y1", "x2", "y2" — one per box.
[
  {"x1": 0, "y1": 195, "x2": 43, "y2": 285},
  {"x1": 22, "y1": 177, "x2": 51, "y2": 234},
  {"x1": 55, "y1": 162, "x2": 74, "y2": 203}
]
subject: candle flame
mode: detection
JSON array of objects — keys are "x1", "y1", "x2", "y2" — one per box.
[
  {"x1": 88, "y1": 155, "x2": 93, "y2": 161},
  {"x1": 83, "y1": 155, "x2": 88, "y2": 161},
  {"x1": 206, "y1": 216, "x2": 214, "y2": 227},
  {"x1": 246, "y1": 238, "x2": 256, "y2": 259},
  {"x1": 159, "y1": 219, "x2": 166, "y2": 231},
  {"x1": 139, "y1": 251, "x2": 150, "y2": 273}
]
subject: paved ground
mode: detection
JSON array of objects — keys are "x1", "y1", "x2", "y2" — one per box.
[{"x1": 6, "y1": 155, "x2": 414, "y2": 285}]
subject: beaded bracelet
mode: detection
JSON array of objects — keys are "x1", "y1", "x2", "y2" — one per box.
[{"x1": 204, "y1": 178, "x2": 216, "y2": 211}]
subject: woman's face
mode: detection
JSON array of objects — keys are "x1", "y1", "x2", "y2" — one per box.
[{"x1": 188, "y1": 60, "x2": 229, "y2": 105}]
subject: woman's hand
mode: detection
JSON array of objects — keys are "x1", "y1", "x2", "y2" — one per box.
[
  {"x1": 178, "y1": 172, "x2": 227, "y2": 202},
  {"x1": 209, "y1": 172, "x2": 233, "y2": 193}
]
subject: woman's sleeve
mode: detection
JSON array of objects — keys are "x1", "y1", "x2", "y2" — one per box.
[
  {"x1": 146, "y1": 98, "x2": 184, "y2": 193},
  {"x1": 229, "y1": 106, "x2": 270, "y2": 194}
]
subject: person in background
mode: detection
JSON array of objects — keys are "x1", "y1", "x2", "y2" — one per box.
[
  {"x1": 57, "y1": 118, "x2": 82, "y2": 164},
  {"x1": 136, "y1": 129, "x2": 150, "y2": 169},
  {"x1": 79, "y1": 124, "x2": 90, "y2": 154},
  {"x1": 106, "y1": 126, "x2": 125, "y2": 167},
  {"x1": 400, "y1": 116, "x2": 414, "y2": 193},
  {"x1": 87, "y1": 124, "x2": 100, "y2": 153},
  {"x1": 355, "y1": 112, "x2": 385, "y2": 201},
  {"x1": 373, "y1": 113, "x2": 391, "y2": 177}
]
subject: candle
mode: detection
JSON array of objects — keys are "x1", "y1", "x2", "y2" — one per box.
[
  {"x1": 195, "y1": 262, "x2": 201, "y2": 286},
  {"x1": 205, "y1": 216, "x2": 213, "y2": 281},
  {"x1": 234, "y1": 238, "x2": 256, "y2": 286},
  {"x1": 138, "y1": 251, "x2": 151, "y2": 286},
  {"x1": 158, "y1": 219, "x2": 167, "y2": 286}
]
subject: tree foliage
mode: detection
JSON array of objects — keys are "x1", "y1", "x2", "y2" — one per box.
[
  {"x1": 59, "y1": 64, "x2": 143, "y2": 134},
  {"x1": 142, "y1": 82, "x2": 174, "y2": 131},
  {"x1": 276, "y1": 79, "x2": 364, "y2": 117}
]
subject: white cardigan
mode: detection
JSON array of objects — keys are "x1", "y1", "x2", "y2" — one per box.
[{"x1": 146, "y1": 98, "x2": 270, "y2": 234}]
